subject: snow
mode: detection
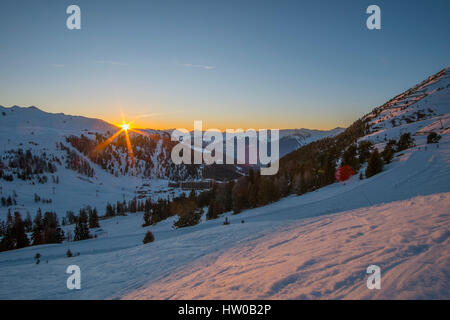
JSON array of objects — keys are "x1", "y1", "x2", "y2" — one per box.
[
  {"x1": 0, "y1": 105, "x2": 115, "y2": 134},
  {"x1": 0, "y1": 106, "x2": 191, "y2": 222},
  {"x1": 0, "y1": 105, "x2": 346, "y2": 221},
  {"x1": 363, "y1": 67, "x2": 450, "y2": 144},
  {"x1": 0, "y1": 68, "x2": 449, "y2": 299},
  {"x1": 0, "y1": 134, "x2": 449, "y2": 299},
  {"x1": 124, "y1": 193, "x2": 450, "y2": 300}
]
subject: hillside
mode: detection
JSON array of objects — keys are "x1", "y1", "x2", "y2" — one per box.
[
  {"x1": 0, "y1": 128, "x2": 448, "y2": 299},
  {"x1": 0, "y1": 67, "x2": 449, "y2": 299},
  {"x1": 0, "y1": 104, "x2": 345, "y2": 226}
]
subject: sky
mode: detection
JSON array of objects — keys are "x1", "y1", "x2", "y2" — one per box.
[{"x1": 0, "y1": 0, "x2": 449, "y2": 130}]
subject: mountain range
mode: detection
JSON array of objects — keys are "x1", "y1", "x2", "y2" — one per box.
[{"x1": 0, "y1": 67, "x2": 449, "y2": 299}]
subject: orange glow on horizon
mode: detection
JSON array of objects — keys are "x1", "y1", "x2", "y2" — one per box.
[{"x1": 105, "y1": 116, "x2": 343, "y2": 132}]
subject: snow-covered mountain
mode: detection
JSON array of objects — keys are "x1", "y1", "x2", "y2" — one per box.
[
  {"x1": 278, "y1": 127, "x2": 344, "y2": 157},
  {"x1": 0, "y1": 67, "x2": 449, "y2": 299},
  {"x1": 0, "y1": 104, "x2": 342, "y2": 224},
  {"x1": 172, "y1": 127, "x2": 345, "y2": 161},
  {"x1": 0, "y1": 104, "x2": 343, "y2": 186},
  {"x1": 0, "y1": 105, "x2": 116, "y2": 133},
  {"x1": 0, "y1": 105, "x2": 233, "y2": 181},
  {"x1": 1, "y1": 124, "x2": 448, "y2": 299},
  {"x1": 363, "y1": 67, "x2": 449, "y2": 142}
]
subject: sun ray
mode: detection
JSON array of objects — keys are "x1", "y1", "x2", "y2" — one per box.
[
  {"x1": 93, "y1": 117, "x2": 149, "y2": 168},
  {"x1": 124, "y1": 129, "x2": 135, "y2": 166},
  {"x1": 95, "y1": 129, "x2": 123, "y2": 153}
]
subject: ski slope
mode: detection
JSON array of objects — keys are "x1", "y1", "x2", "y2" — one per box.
[
  {"x1": 0, "y1": 68, "x2": 449, "y2": 299},
  {"x1": 124, "y1": 135, "x2": 450, "y2": 300},
  {"x1": 124, "y1": 192, "x2": 450, "y2": 300},
  {"x1": 0, "y1": 134, "x2": 448, "y2": 299}
]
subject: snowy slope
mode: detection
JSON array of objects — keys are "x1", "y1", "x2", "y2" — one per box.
[
  {"x1": 277, "y1": 127, "x2": 345, "y2": 157},
  {"x1": 124, "y1": 193, "x2": 450, "y2": 300},
  {"x1": 362, "y1": 67, "x2": 450, "y2": 144},
  {"x1": 0, "y1": 105, "x2": 207, "y2": 223},
  {"x1": 0, "y1": 105, "x2": 197, "y2": 180},
  {"x1": 0, "y1": 106, "x2": 140, "y2": 221},
  {"x1": 0, "y1": 108, "x2": 182, "y2": 223},
  {"x1": 0, "y1": 105, "x2": 116, "y2": 134},
  {"x1": 177, "y1": 127, "x2": 345, "y2": 163},
  {"x1": 0, "y1": 105, "x2": 344, "y2": 223},
  {"x1": 0, "y1": 132, "x2": 448, "y2": 299},
  {"x1": 0, "y1": 68, "x2": 449, "y2": 299}
]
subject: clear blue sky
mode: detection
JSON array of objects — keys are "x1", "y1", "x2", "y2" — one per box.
[{"x1": 0, "y1": 0, "x2": 449, "y2": 130}]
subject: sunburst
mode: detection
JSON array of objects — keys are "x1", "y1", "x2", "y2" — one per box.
[
  {"x1": 95, "y1": 121, "x2": 137, "y2": 165},
  {"x1": 95, "y1": 112, "x2": 163, "y2": 167},
  {"x1": 121, "y1": 122, "x2": 130, "y2": 131}
]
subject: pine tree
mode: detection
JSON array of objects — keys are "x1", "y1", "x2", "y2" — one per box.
[
  {"x1": 74, "y1": 220, "x2": 90, "y2": 241},
  {"x1": 232, "y1": 177, "x2": 249, "y2": 214},
  {"x1": 277, "y1": 174, "x2": 289, "y2": 198},
  {"x1": 79, "y1": 209, "x2": 88, "y2": 224},
  {"x1": 291, "y1": 173, "x2": 303, "y2": 195},
  {"x1": 6, "y1": 211, "x2": 13, "y2": 227},
  {"x1": 427, "y1": 132, "x2": 441, "y2": 144},
  {"x1": 31, "y1": 209, "x2": 43, "y2": 245},
  {"x1": 88, "y1": 208, "x2": 100, "y2": 228},
  {"x1": 206, "y1": 201, "x2": 217, "y2": 220},
  {"x1": 224, "y1": 181, "x2": 234, "y2": 212},
  {"x1": 0, "y1": 212, "x2": 31, "y2": 251},
  {"x1": 188, "y1": 189, "x2": 196, "y2": 201},
  {"x1": 0, "y1": 220, "x2": 5, "y2": 237},
  {"x1": 13, "y1": 212, "x2": 30, "y2": 249},
  {"x1": 322, "y1": 158, "x2": 336, "y2": 185},
  {"x1": 358, "y1": 141, "x2": 374, "y2": 164},
  {"x1": 42, "y1": 212, "x2": 64, "y2": 244},
  {"x1": 397, "y1": 133, "x2": 415, "y2": 151},
  {"x1": 365, "y1": 149, "x2": 384, "y2": 178},
  {"x1": 24, "y1": 212, "x2": 33, "y2": 233},
  {"x1": 174, "y1": 208, "x2": 202, "y2": 228},
  {"x1": 342, "y1": 144, "x2": 359, "y2": 170},
  {"x1": 144, "y1": 199, "x2": 152, "y2": 213},
  {"x1": 248, "y1": 182, "x2": 258, "y2": 208},
  {"x1": 105, "y1": 203, "x2": 115, "y2": 217},
  {"x1": 0, "y1": 219, "x2": 14, "y2": 252},
  {"x1": 381, "y1": 144, "x2": 394, "y2": 164},
  {"x1": 65, "y1": 211, "x2": 77, "y2": 224},
  {"x1": 248, "y1": 168, "x2": 255, "y2": 184},
  {"x1": 142, "y1": 210, "x2": 151, "y2": 227},
  {"x1": 143, "y1": 231, "x2": 155, "y2": 244},
  {"x1": 258, "y1": 176, "x2": 275, "y2": 206}
]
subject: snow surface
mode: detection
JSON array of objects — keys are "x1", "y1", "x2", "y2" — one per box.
[
  {"x1": 0, "y1": 106, "x2": 192, "y2": 222},
  {"x1": 124, "y1": 192, "x2": 450, "y2": 300},
  {"x1": 0, "y1": 134, "x2": 449, "y2": 299},
  {"x1": 0, "y1": 68, "x2": 449, "y2": 299}
]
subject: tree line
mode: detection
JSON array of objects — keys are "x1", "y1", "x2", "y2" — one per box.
[
  {"x1": 0, "y1": 205, "x2": 102, "y2": 252},
  {"x1": 139, "y1": 122, "x2": 418, "y2": 229},
  {"x1": 0, "y1": 148, "x2": 59, "y2": 182}
]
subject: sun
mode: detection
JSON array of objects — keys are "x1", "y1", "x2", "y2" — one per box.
[{"x1": 121, "y1": 122, "x2": 130, "y2": 131}]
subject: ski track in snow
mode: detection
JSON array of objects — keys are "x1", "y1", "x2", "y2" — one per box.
[{"x1": 124, "y1": 192, "x2": 450, "y2": 299}]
